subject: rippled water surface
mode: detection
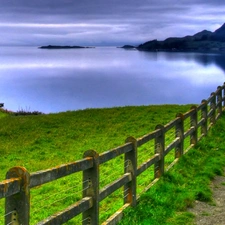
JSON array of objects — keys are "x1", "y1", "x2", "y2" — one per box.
[{"x1": 0, "y1": 46, "x2": 224, "y2": 113}]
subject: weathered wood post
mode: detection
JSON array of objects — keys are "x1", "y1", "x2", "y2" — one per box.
[
  {"x1": 223, "y1": 82, "x2": 225, "y2": 107},
  {"x1": 210, "y1": 92, "x2": 216, "y2": 125},
  {"x1": 5, "y1": 167, "x2": 30, "y2": 225},
  {"x1": 175, "y1": 113, "x2": 184, "y2": 158},
  {"x1": 124, "y1": 137, "x2": 137, "y2": 207},
  {"x1": 201, "y1": 100, "x2": 208, "y2": 137},
  {"x1": 216, "y1": 86, "x2": 222, "y2": 119},
  {"x1": 83, "y1": 150, "x2": 100, "y2": 225},
  {"x1": 190, "y1": 106, "x2": 198, "y2": 146},
  {"x1": 154, "y1": 125, "x2": 165, "y2": 178}
]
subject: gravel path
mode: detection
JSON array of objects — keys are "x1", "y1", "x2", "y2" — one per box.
[{"x1": 188, "y1": 172, "x2": 225, "y2": 225}]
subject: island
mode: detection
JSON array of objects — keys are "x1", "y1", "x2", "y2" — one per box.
[
  {"x1": 122, "y1": 23, "x2": 225, "y2": 53},
  {"x1": 39, "y1": 45, "x2": 94, "y2": 49},
  {"x1": 119, "y1": 45, "x2": 136, "y2": 49}
]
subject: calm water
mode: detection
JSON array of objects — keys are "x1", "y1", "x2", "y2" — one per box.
[{"x1": 0, "y1": 46, "x2": 224, "y2": 113}]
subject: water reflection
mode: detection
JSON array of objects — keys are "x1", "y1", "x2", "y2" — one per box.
[
  {"x1": 140, "y1": 51, "x2": 225, "y2": 73},
  {"x1": 0, "y1": 47, "x2": 224, "y2": 113},
  {"x1": 194, "y1": 54, "x2": 225, "y2": 72}
]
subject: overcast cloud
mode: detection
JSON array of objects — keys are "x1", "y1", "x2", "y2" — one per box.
[{"x1": 1, "y1": 0, "x2": 225, "y2": 46}]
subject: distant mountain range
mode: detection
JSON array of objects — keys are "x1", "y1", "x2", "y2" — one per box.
[{"x1": 122, "y1": 23, "x2": 225, "y2": 52}]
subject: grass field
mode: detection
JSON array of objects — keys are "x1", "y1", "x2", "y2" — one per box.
[{"x1": 0, "y1": 104, "x2": 205, "y2": 224}]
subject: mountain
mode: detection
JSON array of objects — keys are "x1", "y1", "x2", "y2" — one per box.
[
  {"x1": 136, "y1": 23, "x2": 225, "y2": 52},
  {"x1": 211, "y1": 23, "x2": 225, "y2": 41}
]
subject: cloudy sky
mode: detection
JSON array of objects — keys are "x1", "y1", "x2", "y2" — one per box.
[{"x1": 1, "y1": 0, "x2": 225, "y2": 46}]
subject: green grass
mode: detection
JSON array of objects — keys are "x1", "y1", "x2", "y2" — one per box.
[
  {"x1": 119, "y1": 112, "x2": 225, "y2": 225},
  {"x1": 2, "y1": 105, "x2": 224, "y2": 225},
  {"x1": 0, "y1": 105, "x2": 192, "y2": 179},
  {"x1": 0, "y1": 109, "x2": 9, "y2": 119},
  {"x1": 0, "y1": 104, "x2": 193, "y2": 224}
]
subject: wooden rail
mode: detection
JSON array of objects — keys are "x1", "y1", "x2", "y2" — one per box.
[{"x1": 0, "y1": 83, "x2": 225, "y2": 225}]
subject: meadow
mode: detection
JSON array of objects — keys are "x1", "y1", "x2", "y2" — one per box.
[
  {"x1": 0, "y1": 105, "x2": 193, "y2": 178},
  {"x1": 0, "y1": 104, "x2": 206, "y2": 224}
]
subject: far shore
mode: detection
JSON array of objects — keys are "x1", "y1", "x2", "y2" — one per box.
[{"x1": 39, "y1": 45, "x2": 95, "y2": 49}]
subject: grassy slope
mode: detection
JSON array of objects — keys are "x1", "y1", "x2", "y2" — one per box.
[
  {"x1": 119, "y1": 112, "x2": 225, "y2": 225},
  {"x1": 0, "y1": 105, "x2": 193, "y2": 224},
  {"x1": 0, "y1": 105, "x2": 192, "y2": 179}
]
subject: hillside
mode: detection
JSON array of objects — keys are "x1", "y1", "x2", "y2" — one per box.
[{"x1": 126, "y1": 23, "x2": 225, "y2": 52}]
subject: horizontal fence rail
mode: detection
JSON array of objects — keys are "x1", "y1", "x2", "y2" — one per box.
[
  {"x1": 29, "y1": 158, "x2": 94, "y2": 188},
  {"x1": 1, "y1": 83, "x2": 225, "y2": 225}
]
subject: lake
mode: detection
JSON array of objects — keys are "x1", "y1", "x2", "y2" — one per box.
[{"x1": 0, "y1": 46, "x2": 224, "y2": 113}]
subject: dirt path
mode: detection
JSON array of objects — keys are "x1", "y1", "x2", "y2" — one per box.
[{"x1": 188, "y1": 172, "x2": 225, "y2": 225}]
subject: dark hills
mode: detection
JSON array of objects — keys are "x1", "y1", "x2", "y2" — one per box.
[{"x1": 123, "y1": 23, "x2": 225, "y2": 52}]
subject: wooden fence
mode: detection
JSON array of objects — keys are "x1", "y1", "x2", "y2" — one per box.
[{"x1": 0, "y1": 83, "x2": 225, "y2": 225}]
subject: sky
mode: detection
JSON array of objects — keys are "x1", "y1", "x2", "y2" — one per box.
[{"x1": 1, "y1": 0, "x2": 225, "y2": 47}]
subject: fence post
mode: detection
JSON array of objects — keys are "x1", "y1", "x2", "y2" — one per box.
[
  {"x1": 154, "y1": 125, "x2": 165, "y2": 178},
  {"x1": 201, "y1": 100, "x2": 208, "y2": 136},
  {"x1": 5, "y1": 167, "x2": 30, "y2": 225},
  {"x1": 82, "y1": 150, "x2": 99, "y2": 225},
  {"x1": 216, "y1": 86, "x2": 222, "y2": 118},
  {"x1": 190, "y1": 106, "x2": 198, "y2": 146},
  {"x1": 175, "y1": 113, "x2": 184, "y2": 158},
  {"x1": 124, "y1": 136, "x2": 137, "y2": 207},
  {"x1": 210, "y1": 92, "x2": 216, "y2": 125},
  {"x1": 223, "y1": 82, "x2": 225, "y2": 107}
]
